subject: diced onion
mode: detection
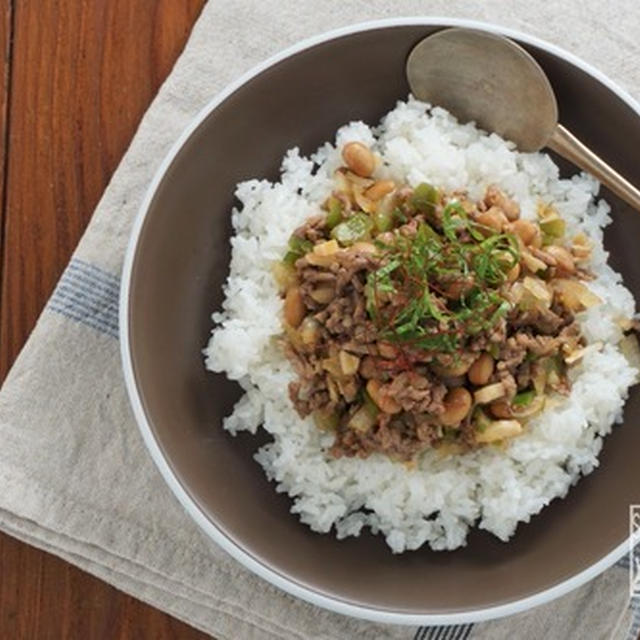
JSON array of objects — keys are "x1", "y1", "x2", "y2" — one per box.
[
  {"x1": 321, "y1": 355, "x2": 342, "y2": 378},
  {"x1": 339, "y1": 350, "x2": 360, "y2": 376},
  {"x1": 312, "y1": 410, "x2": 339, "y2": 431},
  {"x1": 620, "y1": 334, "x2": 640, "y2": 384},
  {"x1": 474, "y1": 382, "x2": 506, "y2": 404},
  {"x1": 521, "y1": 250, "x2": 547, "y2": 273},
  {"x1": 344, "y1": 170, "x2": 375, "y2": 189},
  {"x1": 333, "y1": 169, "x2": 351, "y2": 195},
  {"x1": 571, "y1": 233, "x2": 592, "y2": 260},
  {"x1": 350, "y1": 241, "x2": 377, "y2": 254},
  {"x1": 552, "y1": 279, "x2": 602, "y2": 312},
  {"x1": 522, "y1": 276, "x2": 553, "y2": 307},
  {"x1": 540, "y1": 216, "x2": 566, "y2": 238},
  {"x1": 271, "y1": 261, "x2": 297, "y2": 292},
  {"x1": 314, "y1": 239, "x2": 339, "y2": 255},
  {"x1": 326, "y1": 376, "x2": 339, "y2": 403},
  {"x1": 531, "y1": 364, "x2": 547, "y2": 395},
  {"x1": 476, "y1": 419, "x2": 522, "y2": 443},
  {"x1": 352, "y1": 184, "x2": 376, "y2": 213},
  {"x1": 511, "y1": 395, "x2": 545, "y2": 418},
  {"x1": 563, "y1": 341, "x2": 602, "y2": 365},
  {"x1": 348, "y1": 405, "x2": 376, "y2": 432},
  {"x1": 300, "y1": 317, "x2": 320, "y2": 345}
]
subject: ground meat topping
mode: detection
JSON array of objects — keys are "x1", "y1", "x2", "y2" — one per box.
[
  {"x1": 276, "y1": 142, "x2": 601, "y2": 462},
  {"x1": 382, "y1": 371, "x2": 447, "y2": 414}
]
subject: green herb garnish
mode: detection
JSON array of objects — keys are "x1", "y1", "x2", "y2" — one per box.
[
  {"x1": 472, "y1": 234, "x2": 519, "y2": 285},
  {"x1": 392, "y1": 207, "x2": 408, "y2": 225},
  {"x1": 512, "y1": 389, "x2": 536, "y2": 407},
  {"x1": 283, "y1": 236, "x2": 314, "y2": 265},
  {"x1": 364, "y1": 207, "x2": 519, "y2": 352},
  {"x1": 373, "y1": 207, "x2": 394, "y2": 232},
  {"x1": 325, "y1": 196, "x2": 343, "y2": 229},
  {"x1": 331, "y1": 212, "x2": 373, "y2": 246},
  {"x1": 539, "y1": 216, "x2": 565, "y2": 238},
  {"x1": 411, "y1": 182, "x2": 439, "y2": 213}
]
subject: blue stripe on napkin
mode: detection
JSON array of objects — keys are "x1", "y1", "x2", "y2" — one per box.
[
  {"x1": 48, "y1": 259, "x2": 120, "y2": 338},
  {"x1": 414, "y1": 624, "x2": 473, "y2": 640},
  {"x1": 617, "y1": 540, "x2": 640, "y2": 571},
  {"x1": 627, "y1": 597, "x2": 640, "y2": 640}
]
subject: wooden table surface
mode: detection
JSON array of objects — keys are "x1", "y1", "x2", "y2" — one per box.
[{"x1": 0, "y1": 2, "x2": 211, "y2": 638}]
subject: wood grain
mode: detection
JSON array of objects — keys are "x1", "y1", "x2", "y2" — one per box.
[
  {"x1": 0, "y1": 0, "x2": 206, "y2": 378},
  {"x1": 0, "y1": 1, "x2": 211, "y2": 638},
  {"x1": 0, "y1": 0, "x2": 10, "y2": 307},
  {"x1": 0, "y1": 532, "x2": 209, "y2": 639}
]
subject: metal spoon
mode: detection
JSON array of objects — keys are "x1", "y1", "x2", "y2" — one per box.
[{"x1": 406, "y1": 28, "x2": 640, "y2": 211}]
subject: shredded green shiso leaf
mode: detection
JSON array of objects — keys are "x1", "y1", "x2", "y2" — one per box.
[{"x1": 365, "y1": 202, "x2": 520, "y2": 353}]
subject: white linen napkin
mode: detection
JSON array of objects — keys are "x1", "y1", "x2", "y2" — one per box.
[{"x1": 1, "y1": 1, "x2": 639, "y2": 638}]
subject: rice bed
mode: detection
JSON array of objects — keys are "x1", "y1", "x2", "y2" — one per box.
[{"x1": 205, "y1": 98, "x2": 637, "y2": 552}]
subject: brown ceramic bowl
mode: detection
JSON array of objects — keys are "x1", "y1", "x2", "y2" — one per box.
[{"x1": 121, "y1": 18, "x2": 640, "y2": 624}]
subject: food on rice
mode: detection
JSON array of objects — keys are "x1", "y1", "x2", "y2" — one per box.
[
  {"x1": 280, "y1": 151, "x2": 597, "y2": 462},
  {"x1": 205, "y1": 98, "x2": 638, "y2": 552}
]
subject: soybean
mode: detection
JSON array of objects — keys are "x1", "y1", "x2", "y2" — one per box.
[{"x1": 342, "y1": 142, "x2": 375, "y2": 178}]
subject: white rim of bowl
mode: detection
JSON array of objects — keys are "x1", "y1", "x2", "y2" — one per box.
[{"x1": 120, "y1": 16, "x2": 640, "y2": 626}]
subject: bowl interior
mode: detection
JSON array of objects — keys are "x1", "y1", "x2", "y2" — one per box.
[{"x1": 127, "y1": 23, "x2": 640, "y2": 615}]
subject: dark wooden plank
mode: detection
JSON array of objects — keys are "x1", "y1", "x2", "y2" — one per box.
[
  {"x1": 0, "y1": 0, "x2": 10, "y2": 312},
  {"x1": 0, "y1": 1, "x2": 211, "y2": 638},
  {"x1": 0, "y1": 0, "x2": 207, "y2": 378},
  {"x1": 0, "y1": 531, "x2": 210, "y2": 639}
]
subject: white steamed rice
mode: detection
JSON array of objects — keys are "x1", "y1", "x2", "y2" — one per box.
[{"x1": 204, "y1": 97, "x2": 638, "y2": 552}]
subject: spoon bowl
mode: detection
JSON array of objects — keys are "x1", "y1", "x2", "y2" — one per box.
[
  {"x1": 407, "y1": 28, "x2": 558, "y2": 152},
  {"x1": 407, "y1": 27, "x2": 640, "y2": 210}
]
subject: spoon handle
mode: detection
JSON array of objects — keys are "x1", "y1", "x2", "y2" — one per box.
[{"x1": 548, "y1": 124, "x2": 640, "y2": 211}]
